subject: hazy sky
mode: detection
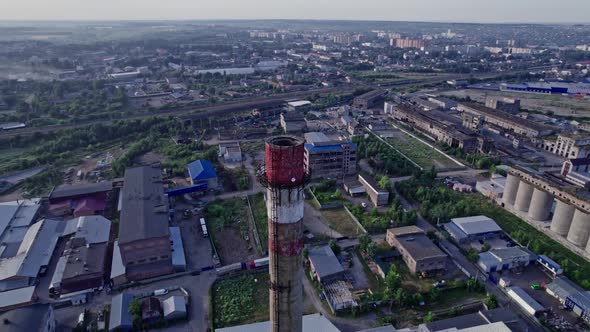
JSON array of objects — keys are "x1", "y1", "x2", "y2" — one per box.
[{"x1": 1, "y1": 0, "x2": 589, "y2": 23}]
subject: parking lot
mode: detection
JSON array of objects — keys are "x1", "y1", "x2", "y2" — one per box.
[
  {"x1": 170, "y1": 198, "x2": 215, "y2": 270},
  {"x1": 499, "y1": 265, "x2": 585, "y2": 329}
]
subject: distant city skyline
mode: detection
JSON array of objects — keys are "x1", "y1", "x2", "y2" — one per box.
[{"x1": 1, "y1": 0, "x2": 590, "y2": 24}]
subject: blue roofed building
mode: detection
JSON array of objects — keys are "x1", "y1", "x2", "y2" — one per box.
[
  {"x1": 187, "y1": 160, "x2": 218, "y2": 189},
  {"x1": 303, "y1": 132, "x2": 357, "y2": 179},
  {"x1": 109, "y1": 293, "x2": 134, "y2": 331}
]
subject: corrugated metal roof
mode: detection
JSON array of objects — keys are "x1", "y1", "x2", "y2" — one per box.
[
  {"x1": 0, "y1": 286, "x2": 35, "y2": 309},
  {"x1": 547, "y1": 277, "x2": 582, "y2": 300},
  {"x1": 304, "y1": 143, "x2": 343, "y2": 153},
  {"x1": 162, "y1": 296, "x2": 186, "y2": 317},
  {"x1": 508, "y1": 287, "x2": 544, "y2": 312},
  {"x1": 308, "y1": 246, "x2": 344, "y2": 279},
  {"x1": 61, "y1": 215, "x2": 111, "y2": 245},
  {"x1": 0, "y1": 219, "x2": 62, "y2": 281},
  {"x1": 187, "y1": 160, "x2": 218, "y2": 181},
  {"x1": 49, "y1": 182, "x2": 112, "y2": 200},
  {"x1": 170, "y1": 227, "x2": 186, "y2": 269},
  {"x1": 119, "y1": 166, "x2": 170, "y2": 244},
  {"x1": 109, "y1": 293, "x2": 134, "y2": 330},
  {"x1": 0, "y1": 304, "x2": 50, "y2": 332},
  {"x1": 110, "y1": 241, "x2": 126, "y2": 280},
  {"x1": 450, "y1": 216, "x2": 502, "y2": 235}
]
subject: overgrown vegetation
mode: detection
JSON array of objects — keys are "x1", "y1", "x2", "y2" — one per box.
[
  {"x1": 250, "y1": 193, "x2": 268, "y2": 251},
  {"x1": 345, "y1": 197, "x2": 417, "y2": 233},
  {"x1": 212, "y1": 273, "x2": 269, "y2": 328},
  {"x1": 353, "y1": 135, "x2": 419, "y2": 176},
  {"x1": 309, "y1": 179, "x2": 343, "y2": 206}
]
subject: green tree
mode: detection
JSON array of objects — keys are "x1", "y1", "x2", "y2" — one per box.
[
  {"x1": 329, "y1": 240, "x2": 341, "y2": 255},
  {"x1": 378, "y1": 175, "x2": 391, "y2": 191},
  {"x1": 428, "y1": 287, "x2": 441, "y2": 302},
  {"x1": 486, "y1": 294, "x2": 498, "y2": 309},
  {"x1": 358, "y1": 233, "x2": 372, "y2": 253},
  {"x1": 423, "y1": 311, "x2": 435, "y2": 323},
  {"x1": 128, "y1": 298, "x2": 142, "y2": 327}
]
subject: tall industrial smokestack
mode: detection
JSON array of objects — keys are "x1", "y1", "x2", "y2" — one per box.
[{"x1": 259, "y1": 136, "x2": 308, "y2": 332}]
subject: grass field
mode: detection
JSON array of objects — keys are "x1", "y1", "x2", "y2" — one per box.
[
  {"x1": 212, "y1": 273, "x2": 270, "y2": 328},
  {"x1": 384, "y1": 131, "x2": 459, "y2": 170},
  {"x1": 322, "y1": 208, "x2": 365, "y2": 237}
]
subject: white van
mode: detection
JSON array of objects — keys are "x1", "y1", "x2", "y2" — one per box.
[{"x1": 154, "y1": 289, "x2": 169, "y2": 296}]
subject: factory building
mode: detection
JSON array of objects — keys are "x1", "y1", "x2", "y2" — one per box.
[
  {"x1": 118, "y1": 166, "x2": 173, "y2": 282},
  {"x1": 0, "y1": 218, "x2": 62, "y2": 291},
  {"x1": 443, "y1": 215, "x2": 503, "y2": 245},
  {"x1": 546, "y1": 276, "x2": 590, "y2": 323},
  {"x1": 502, "y1": 165, "x2": 590, "y2": 254},
  {"x1": 542, "y1": 133, "x2": 590, "y2": 159},
  {"x1": 386, "y1": 226, "x2": 447, "y2": 276},
  {"x1": 303, "y1": 132, "x2": 357, "y2": 179},
  {"x1": 477, "y1": 247, "x2": 536, "y2": 273},
  {"x1": 280, "y1": 112, "x2": 307, "y2": 133},
  {"x1": 427, "y1": 96, "x2": 458, "y2": 110},
  {"x1": 386, "y1": 102, "x2": 481, "y2": 154},
  {"x1": 485, "y1": 96, "x2": 520, "y2": 113},
  {"x1": 418, "y1": 307, "x2": 526, "y2": 332},
  {"x1": 50, "y1": 215, "x2": 111, "y2": 295},
  {"x1": 475, "y1": 174, "x2": 506, "y2": 199},
  {"x1": 48, "y1": 182, "x2": 112, "y2": 217},
  {"x1": 500, "y1": 81, "x2": 590, "y2": 96},
  {"x1": 458, "y1": 103, "x2": 553, "y2": 139},
  {"x1": 307, "y1": 245, "x2": 345, "y2": 284},
  {"x1": 358, "y1": 174, "x2": 389, "y2": 207},
  {"x1": 507, "y1": 287, "x2": 545, "y2": 316},
  {"x1": 352, "y1": 89, "x2": 388, "y2": 109},
  {"x1": 0, "y1": 304, "x2": 56, "y2": 332}
]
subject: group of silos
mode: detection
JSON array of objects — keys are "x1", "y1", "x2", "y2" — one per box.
[{"x1": 503, "y1": 172, "x2": 590, "y2": 254}]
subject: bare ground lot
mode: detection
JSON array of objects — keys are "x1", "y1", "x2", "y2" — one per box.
[
  {"x1": 322, "y1": 208, "x2": 365, "y2": 237},
  {"x1": 205, "y1": 198, "x2": 261, "y2": 265},
  {"x1": 441, "y1": 89, "x2": 590, "y2": 118}
]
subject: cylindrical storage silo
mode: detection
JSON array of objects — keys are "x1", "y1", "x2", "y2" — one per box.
[
  {"x1": 567, "y1": 209, "x2": 590, "y2": 247},
  {"x1": 528, "y1": 188, "x2": 553, "y2": 221},
  {"x1": 503, "y1": 173, "x2": 521, "y2": 206},
  {"x1": 514, "y1": 181, "x2": 534, "y2": 212},
  {"x1": 551, "y1": 201, "x2": 576, "y2": 236}
]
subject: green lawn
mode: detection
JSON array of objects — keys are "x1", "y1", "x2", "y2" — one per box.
[{"x1": 322, "y1": 208, "x2": 365, "y2": 237}]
